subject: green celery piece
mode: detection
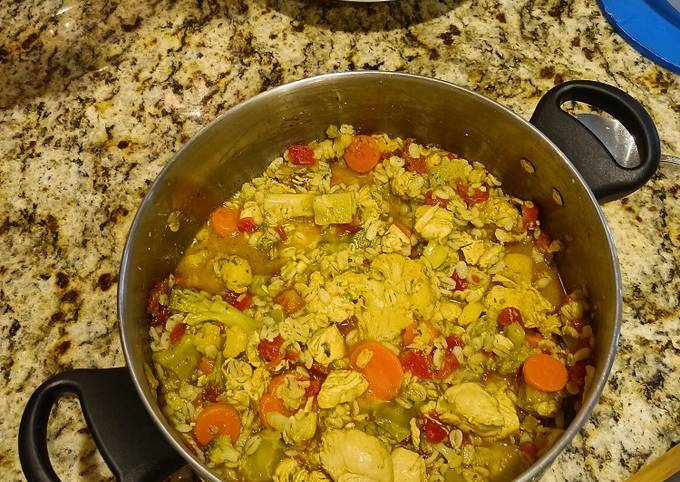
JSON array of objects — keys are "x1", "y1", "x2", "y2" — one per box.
[
  {"x1": 263, "y1": 193, "x2": 314, "y2": 218},
  {"x1": 152, "y1": 335, "x2": 200, "y2": 381},
  {"x1": 374, "y1": 404, "x2": 415, "y2": 442},
  {"x1": 313, "y1": 192, "x2": 356, "y2": 225},
  {"x1": 242, "y1": 430, "x2": 284, "y2": 482}
]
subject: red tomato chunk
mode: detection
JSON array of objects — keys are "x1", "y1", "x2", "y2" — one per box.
[{"x1": 287, "y1": 145, "x2": 316, "y2": 165}]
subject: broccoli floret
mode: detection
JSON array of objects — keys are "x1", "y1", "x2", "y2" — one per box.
[
  {"x1": 169, "y1": 288, "x2": 261, "y2": 332},
  {"x1": 429, "y1": 157, "x2": 472, "y2": 187},
  {"x1": 207, "y1": 434, "x2": 240, "y2": 465},
  {"x1": 263, "y1": 193, "x2": 315, "y2": 220}
]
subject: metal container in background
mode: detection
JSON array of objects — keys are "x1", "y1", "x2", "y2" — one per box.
[{"x1": 19, "y1": 72, "x2": 660, "y2": 482}]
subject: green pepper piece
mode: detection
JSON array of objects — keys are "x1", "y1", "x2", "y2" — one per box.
[
  {"x1": 373, "y1": 403, "x2": 415, "y2": 442},
  {"x1": 152, "y1": 335, "x2": 200, "y2": 381},
  {"x1": 243, "y1": 430, "x2": 284, "y2": 482}
]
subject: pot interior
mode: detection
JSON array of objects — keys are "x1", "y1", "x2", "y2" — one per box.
[{"x1": 119, "y1": 72, "x2": 620, "y2": 481}]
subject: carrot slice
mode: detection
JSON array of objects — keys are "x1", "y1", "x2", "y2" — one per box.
[
  {"x1": 402, "y1": 324, "x2": 417, "y2": 345},
  {"x1": 210, "y1": 207, "x2": 240, "y2": 238},
  {"x1": 525, "y1": 330, "x2": 544, "y2": 347},
  {"x1": 344, "y1": 135, "x2": 381, "y2": 174},
  {"x1": 194, "y1": 403, "x2": 241, "y2": 446},
  {"x1": 350, "y1": 341, "x2": 403, "y2": 400},
  {"x1": 197, "y1": 355, "x2": 215, "y2": 375},
  {"x1": 258, "y1": 374, "x2": 295, "y2": 426},
  {"x1": 522, "y1": 353, "x2": 568, "y2": 392},
  {"x1": 275, "y1": 288, "x2": 305, "y2": 315}
]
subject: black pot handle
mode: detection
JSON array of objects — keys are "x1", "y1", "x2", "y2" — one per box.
[
  {"x1": 19, "y1": 367, "x2": 186, "y2": 482},
  {"x1": 530, "y1": 80, "x2": 660, "y2": 203}
]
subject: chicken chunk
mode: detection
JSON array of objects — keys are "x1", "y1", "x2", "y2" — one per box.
[
  {"x1": 436, "y1": 382, "x2": 519, "y2": 438},
  {"x1": 320, "y1": 429, "x2": 394, "y2": 482},
  {"x1": 391, "y1": 448, "x2": 425, "y2": 482},
  {"x1": 317, "y1": 370, "x2": 369, "y2": 409},
  {"x1": 414, "y1": 206, "x2": 454, "y2": 241},
  {"x1": 308, "y1": 326, "x2": 346, "y2": 366}
]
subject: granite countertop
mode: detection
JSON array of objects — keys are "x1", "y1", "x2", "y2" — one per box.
[{"x1": 1, "y1": 0, "x2": 678, "y2": 480}]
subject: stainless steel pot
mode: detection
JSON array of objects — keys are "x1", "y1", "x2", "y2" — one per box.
[{"x1": 20, "y1": 72, "x2": 660, "y2": 482}]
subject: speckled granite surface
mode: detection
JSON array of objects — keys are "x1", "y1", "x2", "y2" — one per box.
[{"x1": 1, "y1": 0, "x2": 679, "y2": 481}]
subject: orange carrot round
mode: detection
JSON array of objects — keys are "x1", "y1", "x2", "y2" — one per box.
[
  {"x1": 197, "y1": 356, "x2": 215, "y2": 375},
  {"x1": 194, "y1": 403, "x2": 241, "y2": 446},
  {"x1": 258, "y1": 375, "x2": 295, "y2": 426},
  {"x1": 402, "y1": 324, "x2": 417, "y2": 346},
  {"x1": 210, "y1": 207, "x2": 240, "y2": 238},
  {"x1": 525, "y1": 331, "x2": 545, "y2": 347},
  {"x1": 344, "y1": 135, "x2": 381, "y2": 174},
  {"x1": 522, "y1": 353, "x2": 568, "y2": 392},
  {"x1": 350, "y1": 341, "x2": 403, "y2": 400}
]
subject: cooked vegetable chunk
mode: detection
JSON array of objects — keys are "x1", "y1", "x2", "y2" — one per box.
[
  {"x1": 219, "y1": 255, "x2": 253, "y2": 293},
  {"x1": 313, "y1": 192, "x2": 357, "y2": 225},
  {"x1": 263, "y1": 193, "x2": 315, "y2": 220}
]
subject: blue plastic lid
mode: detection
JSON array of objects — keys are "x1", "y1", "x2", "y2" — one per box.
[{"x1": 598, "y1": 0, "x2": 680, "y2": 73}]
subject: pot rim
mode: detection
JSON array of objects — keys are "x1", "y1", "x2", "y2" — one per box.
[{"x1": 118, "y1": 71, "x2": 622, "y2": 482}]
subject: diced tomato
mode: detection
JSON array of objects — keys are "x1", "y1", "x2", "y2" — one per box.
[
  {"x1": 535, "y1": 230, "x2": 552, "y2": 252},
  {"x1": 309, "y1": 361, "x2": 330, "y2": 379},
  {"x1": 569, "y1": 361, "x2": 588, "y2": 389},
  {"x1": 198, "y1": 356, "x2": 215, "y2": 374},
  {"x1": 572, "y1": 318, "x2": 585, "y2": 333},
  {"x1": 275, "y1": 289, "x2": 305, "y2": 314},
  {"x1": 525, "y1": 329, "x2": 544, "y2": 347},
  {"x1": 431, "y1": 351, "x2": 459, "y2": 379},
  {"x1": 170, "y1": 323, "x2": 186, "y2": 344},
  {"x1": 147, "y1": 279, "x2": 170, "y2": 327},
  {"x1": 422, "y1": 417, "x2": 448, "y2": 443},
  {"x1": 173, "y1": 272, "x2": 187, "y2": 286},
  {"x1": 497, "y1": 307, "x2": 524, "y2": 327},
  {"x1": 275, "y1": 224, "x2": 287, "y2": 241},
  {"x1": 305, "y1": 378, "x2": 321, "y2": 397},
  {"x1": 258, "y1": 335, "x2": 283, "y2": 363},
  {"x1": 234, "y1": 292, "x2": 253, "y2": 311},
  {"x1": 400, "y1": 349, "x2": 432, "y2": 379},
  {"x1": 424, "y1": 191, "x2": 449, "y2": 207},
  {"x1": 445, "y1": 335, "x2": 464, "y2": 349},
  {"x1": 202, "y1": 383, "x2": 219, "y2": 403},
  {"x1": 287, "y1": 145, "x2": 316, "y2": 165},
  {"x1": 223, "y1": 291, "x2": 253, "y2": 311},
  {"x1": 406, "y1": 156, "x2": 428, "y2": 173},
  {"x1": 237, "y1": 217, "x2": 258, "y2": 233},
  {"x1": 522, "y1": 203, "x2": 539, "y2": 229},
  {"x1": 451, "y1": 272, "x2": 468, "y2": 292},
  {"x1": 575, "y1": 336, "x2": 591, "y2": 351},
  {"x1": 468, "y1": 187, "x2": 489, "y2": 204},
  {"x1": 335, "y1": 223, "x2": 361, "y2": 237},
  {"x1": 337, "y1": 317, "x2": 358, "y2": 337},
  {"x1": 455, "y1": 181, "x2": 489, "y2": 205},
  {"x1": 520, "y1": 441, "x2": 539, "y2": 461},
  {"x1": 284, "y1": 350, "x2": 299, "y2": 361}
]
